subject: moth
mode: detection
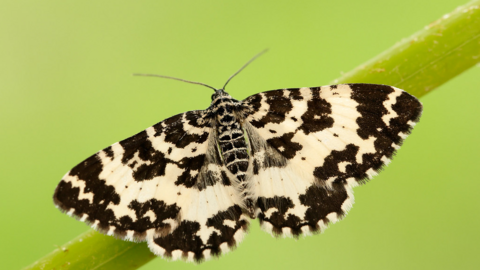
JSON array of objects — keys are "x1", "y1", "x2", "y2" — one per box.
[{"x1": 54, "y1": 51, "x2": 422, "y2": 263}]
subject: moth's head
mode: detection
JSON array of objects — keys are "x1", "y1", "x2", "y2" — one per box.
[{"x1": 211, "y1": 89, "x2": 230, "y2": 101}]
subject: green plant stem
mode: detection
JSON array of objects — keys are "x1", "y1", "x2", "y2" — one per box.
[
  {"x1": 333, "y1": 0, "x2": 480, "y2": 98},
  {"x1": 24, "y1": 1, "x2": 480, "y2": 269},
  {"x1": 25, "y1": 230, "x2": 154, "y2": 270}
]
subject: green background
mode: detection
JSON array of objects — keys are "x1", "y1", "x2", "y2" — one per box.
[{"x1": 2, "y1": 0, "x2": 479, "y2": 269}]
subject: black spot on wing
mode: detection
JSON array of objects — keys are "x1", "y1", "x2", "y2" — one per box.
[
  {"x1": 206, "y1": 205, "x2": 247, "y2": 253},
  {"x1": 163, "y1": 113, "x2": 183, "y2": 126},
  {"x1": 119, "y1": 132, "x2": 170, "y2": 181},
  {"x1": 175, "y1": 155, "x2": 206, "y2": 188},
  {"x1": 288, "y1": 88, "x2": 304, "y2": 100},
  {"x1": 257, "y1": 196, "x2": 302, "y2": 236},
  {"x1": 104, "y1": 146, "x2": 114, "y2": 158},
  {"x1": 220, "y1": 170, "x2": 231, "y2": 186},
  {"x1": 153, "y1": 220, "x2": 204, "y2": 261},
  {"x1": 68, "y1": 154, "x2": 120, "y2": 206},
  {"x1": 299, "y1": 87, "x2": 334, "y2": 135},
  {"x1": 53, "y1": 153, "x2": 121, "y2": 233},
  {"x1": 119, "y1": 130, "x2": 148, "y2": 163},
  {"x1": 242, "y1": 93, "x2": 262, "y2": 114},
  {"x1": 152, "y1": 113, "x2": 183, "y2": 138},
  {"x1": 247, "y1": 90, "x2": 293, "y2": 128},
  {"x1": 54, "y1": 179, "x2": 116, "y2": 226},
  {"x1": 299, "y1": 184, "x2": 348, "y2": 228},
  {"x1": 350, "y1": 84, "x2": 393, "y2": 140},
  {"x1": 114, "y1": 199, "x2": 180, "y2": 238},
  {"x1": 390, "y1": 91, "x2": 423, "y2": 135},
  {"x1": 152, "y1": 122, "x2": 164, "y2": 137},
  {"x1": 375, "y1": 90, "x2": 422, "y2": 149},
  {"x1": 164, "y1": 126, "x2": 209, "y2": 149},
  {"x1": 253, "y1": 159, "x2": 260, "y2": 175},
  {"x1": 153, "y1": 111, "x2": 210, "y2": 148},
  {"x1": 313, "y1": 143, "x2": 385, "y2": 185},
  {"x1": 185, "y1": 111, "x2": 208, "y2": 128},
  {"x1": 267, "y1": 132, "x2": 302, "y2": 159}
]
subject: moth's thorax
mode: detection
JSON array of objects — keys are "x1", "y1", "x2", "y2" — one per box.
[{"x1": 210, "y1": 90, "x2": 241, "y2": 123}]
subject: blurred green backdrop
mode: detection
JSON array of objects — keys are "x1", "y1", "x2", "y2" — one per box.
[{"x1": 1, "y1": 0, "x2": 479, "y2": 269}]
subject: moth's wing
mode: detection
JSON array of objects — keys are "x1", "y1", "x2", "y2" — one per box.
[
  {"x1": 54, "y1": 111, "x2": 248, "y2": 262},
  {"x1": 241, "y1": 84, "x2": 422, "y2": 236}
]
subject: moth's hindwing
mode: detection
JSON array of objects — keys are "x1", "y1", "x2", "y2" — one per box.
[
  {"x1": 242, "y1": 84, "x2": 422, "y2": 236},
  {"x1": 53, "y1": 110, "x2": 249, "y2": 262}
]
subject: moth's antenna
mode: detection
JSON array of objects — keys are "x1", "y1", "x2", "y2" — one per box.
[
  {"x1": 133, "y1": 73, "x2": 217, "y2": 92},
  {"x1": 222, "y1": 49, "x2": 268, "y2": 90}
]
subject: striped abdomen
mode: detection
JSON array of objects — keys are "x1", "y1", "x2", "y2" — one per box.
[
  {"x1": 218, "y1": 121, "x2": 248, "y2": 183},
  {"x1": 217, "y1": 111, "x2": 254, "y2": 215}
]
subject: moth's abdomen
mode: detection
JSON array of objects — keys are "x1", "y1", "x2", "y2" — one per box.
[
  {"x1": 217, "y1": 119, "x2": 256, "y2": 215},
  {"x1": 212, "y1": 97, "x2": 256, "y2": 215},
  {"x1": 218, "y1": 122, "x2": 249, "y2": 181}
]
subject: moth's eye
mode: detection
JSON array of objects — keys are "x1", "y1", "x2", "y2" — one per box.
[{"x1": 211, "y1": 94, "x2": 216, "y2": 101}]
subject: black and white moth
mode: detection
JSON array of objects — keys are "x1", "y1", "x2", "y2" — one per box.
[{"x1": 53, "y1": 52, "x2": 422, "y2": 263}]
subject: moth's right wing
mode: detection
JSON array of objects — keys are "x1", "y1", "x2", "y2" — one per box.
[
  {"x1": 54, "y1": 110, "x2": 248, "y2": 262},
  {"x1": 241, "y1": 84, "x2": 422, "y2": 237}
]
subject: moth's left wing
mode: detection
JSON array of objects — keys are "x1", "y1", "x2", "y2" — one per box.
[
  {"x1": 54, "y1": 110, "x2": 248, "y2": 262},
  {"x1": 241, "y1": 84, "x2": 422, "y2": 236}
]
